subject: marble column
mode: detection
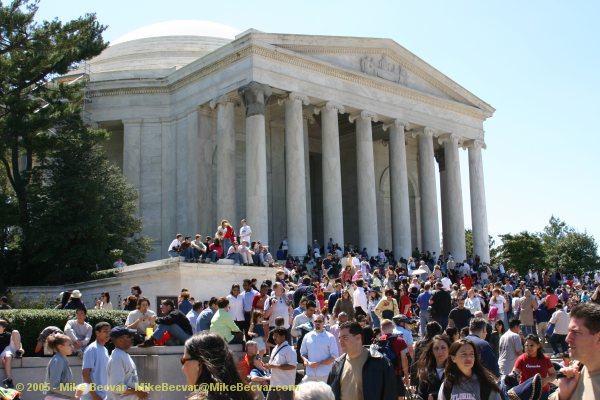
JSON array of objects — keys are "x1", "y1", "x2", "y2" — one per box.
[
  {"x1": 239, "y1": 82, "x2": 272, "y2": 245},
  {"x1": 284, "y1": 93, "x2": 309, "y2": 257},
  {"x1": 468, "y1": 140, "x2": 490, "y2": 263},
  {"x1": 385, "y1": 120, "x2": 412, "y2": 259},
  {"x1": 417, "y1": 128, "x2": 440, "y2": 256},
  {"x1": 123, "y1": 119, "x2": 142, "y2": 190},
  {"x1": 350, "y1": 110, "x2": 379, "y2": 257},
  {"x1": 303, "y1": 110, "x2": 314, "y2": 245},
  {"x1": 439, "y1": 133, "x2": 466, "y2": 261},
  {"x1": 211, "y1": 95, "x2": 237, "y2": 225},
  {"x1": 317, "y1": 102, "x2": 345, "y2": 248},
  {"x1": 435, "y1": 149, "x2": 449, "y2": 258}
]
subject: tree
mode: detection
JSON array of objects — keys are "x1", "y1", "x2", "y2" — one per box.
[
  {"x1": 25, "y1": 128, "x2": 152, "y2": 284},
  {"x1": 0, "y1": 0, "x2": 107, "y2": 267},
  {"x1": 497, "y1": 231, "x2": 545, "y2": 275},
  {"x1": 554, "y1": 231, "x2": 599, "y2": 275},
  {"x1": 464, "y1": 228, "x2": 497, "y2": 263},
  {"x1": 541, "y1": 216, "x2": 573, "y2": 267}
]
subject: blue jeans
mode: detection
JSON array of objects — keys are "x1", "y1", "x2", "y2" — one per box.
[
  {"x1": 370, "y1": 311, "x2": 380, "y2": 329},
  {"x1": 227, "y1": 253, "x2": 243, "y2": 265},
  {"x1": 206, "y1": 250, "x2": 218, "y2": 263},
  {"x1": 223, "y1": 238, "x2": 232, "y2": 257},
  {"x1": 152, "y1": 323, "x2": 191, "y2": 345},
  {"x1": 521, "y1": 325, "x2": 535, "y2": 336},
  {"x1": 168, "y1": 250, "x2": 179, "y2": 258},
  {"x1": 419, "y1": 310, "x2": 430, "y2": 337},
  {"x1": 550, "y1": 334, "x2": 568, "y2": 354},
  {"x1": 181, "y1": 247, "x2": 194, "y2": 260}
]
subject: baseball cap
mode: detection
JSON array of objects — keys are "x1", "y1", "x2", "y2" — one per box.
[{"x1": 109, "y1": 326, "x2": 136, "y2": 338}]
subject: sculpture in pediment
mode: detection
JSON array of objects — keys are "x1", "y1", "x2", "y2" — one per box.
[{"x1": 360, "y1": 54, "x2": 402, "y2": 83}]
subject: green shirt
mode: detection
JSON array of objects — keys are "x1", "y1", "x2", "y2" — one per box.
[{"x1": 209, "y1": 308, "x2": 240, "y2": 342}]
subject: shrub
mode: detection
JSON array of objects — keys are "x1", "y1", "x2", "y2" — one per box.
[
  {"x1": 90, "y1": 268, "x2": 118, "y2": 280},
  {"x1": 0, "y1": 309, "x2": 128, "y2": 355}
]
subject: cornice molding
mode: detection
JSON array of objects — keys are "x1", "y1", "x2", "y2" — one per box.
[{"x1": 88, "y1": 44, "x2": 488, "y2": 120}]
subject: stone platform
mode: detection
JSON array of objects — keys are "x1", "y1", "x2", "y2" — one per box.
[{"x1": 9, "y1": 259, "x2": 276, "y2": 308}]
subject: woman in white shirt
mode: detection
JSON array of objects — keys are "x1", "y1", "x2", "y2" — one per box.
[
  {"x1": 465, "y1": 288, "x2": 482, "y2": 314},
  {"x1": 226, "y1": 284, "x2": 245, "y2": 331},
  {"x1": 95, "y1": 292, "x2": 113, "y2": 310},
  {"x1": 125, "y1": 297, "x2": 156, "y2": 335}
]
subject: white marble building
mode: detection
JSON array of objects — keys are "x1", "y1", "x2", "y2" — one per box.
[{"x1": 69, "y1": 21, "x2": 494, "y2": 262}]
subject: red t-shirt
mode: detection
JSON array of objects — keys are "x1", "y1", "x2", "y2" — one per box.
[
  {"x1": 379, "y1": 334, "x2": 408, "y2": 375},
  {"x1": 546, "y1": 294, "x2": 559, "y2": 310},
  {"x1": 514, "y1": 354, "x2": 554, "y2": 392},
  {"x1": 400, "y1": 295, "x2": 412, "y2": 317},
  {"x1": 462, "y1": 275, "x2": 473, "y2": 290}
]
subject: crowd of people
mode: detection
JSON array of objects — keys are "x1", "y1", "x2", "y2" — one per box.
[{"x1": 2, "y1": 238, "x2": 600, "y2": 400}]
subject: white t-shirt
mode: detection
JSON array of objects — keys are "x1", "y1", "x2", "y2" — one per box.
[
  {"x1": 240, "y1": 225, "x2": 252, "y2": 245},
  {"x1": 168, "y1": 238, "x2": 181, "y2": 252},
  {"x1": 441, "y1": 277, "x2": 452, "y2": 291},
  {"x1": 490, "y1": 295, "x2": 506, "y2": 315},
  {"x1": 264, "y1": 295, "x2": 291, "y2": 329},
  {"x1": 550, "y1": 309, "x2": 570, "y2": 335},
  {"x1": 107, "y1": 348, "x2": 139, "y2": 400},
  {"x1": 269, "y1": 342, "x2": 297, "y2": 387},
  {"x1": 125, "y1": 309, "x2": 157, "y2": 335},
  {"x1": 226, "y1": 294, "x2": 245, "y2": 322}
]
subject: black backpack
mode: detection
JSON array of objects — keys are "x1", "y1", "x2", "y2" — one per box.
[{"x1": 372, "y1": 335, "x2": 399, "y2": 369}]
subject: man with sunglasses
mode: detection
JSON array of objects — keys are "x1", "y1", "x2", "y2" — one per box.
[{"x1": 299, "y1": 313, "x2": 338, "y2": 383}]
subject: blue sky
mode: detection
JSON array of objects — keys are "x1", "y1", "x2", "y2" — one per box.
[{"x1": 35, "y1": 0, "x2": 600, "y2": 246}]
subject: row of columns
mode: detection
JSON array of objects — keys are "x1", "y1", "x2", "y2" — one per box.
[{"x1": 211, "y1": 81, "x2": 489, "y2": 262}]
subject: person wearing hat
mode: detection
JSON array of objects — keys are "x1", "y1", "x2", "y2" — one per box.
[
  {"x1": 107, "y1": 326, "x2": 148, "y2": 400},
  {"x1": 392, "y1": 314, "x2": 414, "y2": 359},
  {"x1": 64, "y1": 289, "x2": 86, "y2": 311}
]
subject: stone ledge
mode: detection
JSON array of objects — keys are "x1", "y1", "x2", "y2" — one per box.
[
  {"x1": 128, "y1": 343, "x2": 244, "y2": 355},
  {"x1": 0, "y1": 356, "x2": 82, "y2": 369}
]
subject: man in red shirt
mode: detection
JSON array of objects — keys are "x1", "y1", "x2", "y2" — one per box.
[
  {"x1": 237, "y1": 341, "x2": 258, "y2": 382},
  {"x1": 378, "y1": 319, "x2": 409, "y2": 398},
  {"x1": 462, "y1": 274, "x2": 473, "y2": 290}
]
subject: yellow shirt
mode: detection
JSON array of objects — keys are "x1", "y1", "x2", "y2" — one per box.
[{"x1": 340, "y1": 348, "x2": 369, "y2": 400}]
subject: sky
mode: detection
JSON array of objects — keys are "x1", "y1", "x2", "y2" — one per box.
[{"x1": 34, "y1": 0, "x2": 600, "y2": 246}]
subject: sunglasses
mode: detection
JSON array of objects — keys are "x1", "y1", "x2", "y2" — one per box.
[{"x1": 180, "y1": 357, "x2": 197, "y2": 365}]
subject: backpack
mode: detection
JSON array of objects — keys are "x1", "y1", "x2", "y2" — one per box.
[{"x1": 372, "y1": 334, "x2": 399, "y2": 368}]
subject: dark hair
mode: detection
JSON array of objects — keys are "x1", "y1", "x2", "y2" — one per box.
[
  {"x1": 0, "y1": 319, "x2": 8, "y2": 328},
  {"x1": 445, "y1": 326, "x2": 458, "y2": 339},
  {"x1": 230, "y1": 284, "x2": 240, "y2": 294},
  {"x1": 208, "y1": 297, "x2": 218, "y2": 307},
  {"x1": 509, "y1": 319, "x2": 521, "y2": 329},
  {"x1": 306, "y1": 300, "x2": 317, "y2": 309},
  {"x1": 417, "y1": 334, "x2": 452, "y2": 383},
  {"x1": 100, "y1": 292, "x2": 110, "y2": 303},
  {"x1": 0, "y1": 296, "x2": 7, "y2": 303},
  {"x1": 136, "y1": 296, "x2": 150, "y2": 309},
  {"x1": 302, "y1": 276, "x2": 311, "y2": 285},
  {"x1": 524, "y1": 334, "x2": 545, "y2": 359},
  {"x1": 95, "y1": 321, "x2": 111, "y2": 332},
  {"x1": 181, "y1": 291, "x2": 191, "y2": 300},
  {"x1": 494, "y1": 320, "x2": 505, "y2": 332},
  {"x1": 217, "y1": 297, "x2": 229, "y2": 309},
  {"x1": 570, "y1": 303, "x2": 600, "y2": 334},
  {"x1": 192, "y1": 302, "x2": 204, "y2": 311},
  {"x1": 444, "y1": 339, "x2": 500, "y2": 394},
  {"x1": 161, "y1": 299, "x2": 175, "y2": 308},
  {"x1": 356, "y1": 278, "x2": 364, "y2": 287},
  {"x1": 384, "y1": 288, "x2": 395, "y2": 297},
  {"x1": 131, "y1": 286, "x2": 142, "y2": 295},
  {"x1": 424, "y1": 321, "x2": 443, "y2": 341},
  {"x1": 469, "y1": 317, "x2": 487, "y2": 333},
  {"x1": 339, "y1": 321, "x2": 363, "y2": 337},
  {"x1": 76, "y1": 308, "x2": 87, "y2": 315},
  {"x1": 272, "y1": 327, "x2": 288, "y2": 338},
  {"x1": 184, "y1": 334, "x2": 253, "y2": 400}
]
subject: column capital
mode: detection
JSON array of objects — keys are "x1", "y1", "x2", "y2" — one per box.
[
  {"x1": 209, "y1": 93, "x2": 240, "y2": 109},
  {"x1": 238, "y1": 82, "x2": 272, "y2": 117},
  {"x1": 438, "y1": 133, "x2": 462, "y2": 146},
  {"x1": 465, "y1": 139, "x2": 487, "y2": 150},
  {"x1": 412, "y1": 126, "x2": 436, "y2": 139},
  {"x1": 383, "y1": 119, "x2": 409, "y2": 132},
  {"x1": 314, "y1": 101, "x2": 345, "y2": 115},
  {"x1": 349, "y1": 110, "x2": 378, "y2": 124}
]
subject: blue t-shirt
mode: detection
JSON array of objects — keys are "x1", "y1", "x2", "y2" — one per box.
[
  {"x1": 417, "y1": 291, "x2": 432, "y2": 310},
  {"x1": 196, "y1": 308, "x2": 215, "y2": 332},
  {"x1": 81, "y1": 341, "x2": 109, "y2": 399}
]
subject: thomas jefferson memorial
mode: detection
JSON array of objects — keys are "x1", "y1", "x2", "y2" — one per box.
[{"x1": 69, "y1": 21, "x2": 494, "y2": 263}]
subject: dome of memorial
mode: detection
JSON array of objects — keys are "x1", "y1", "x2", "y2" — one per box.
[{"x1": 82, "y1": 20, "x2": 242, "y2": 76}]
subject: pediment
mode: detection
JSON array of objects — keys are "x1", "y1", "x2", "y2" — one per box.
[{"x1": 247, "y1": 33, "x2": 494, "y2": 116}]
